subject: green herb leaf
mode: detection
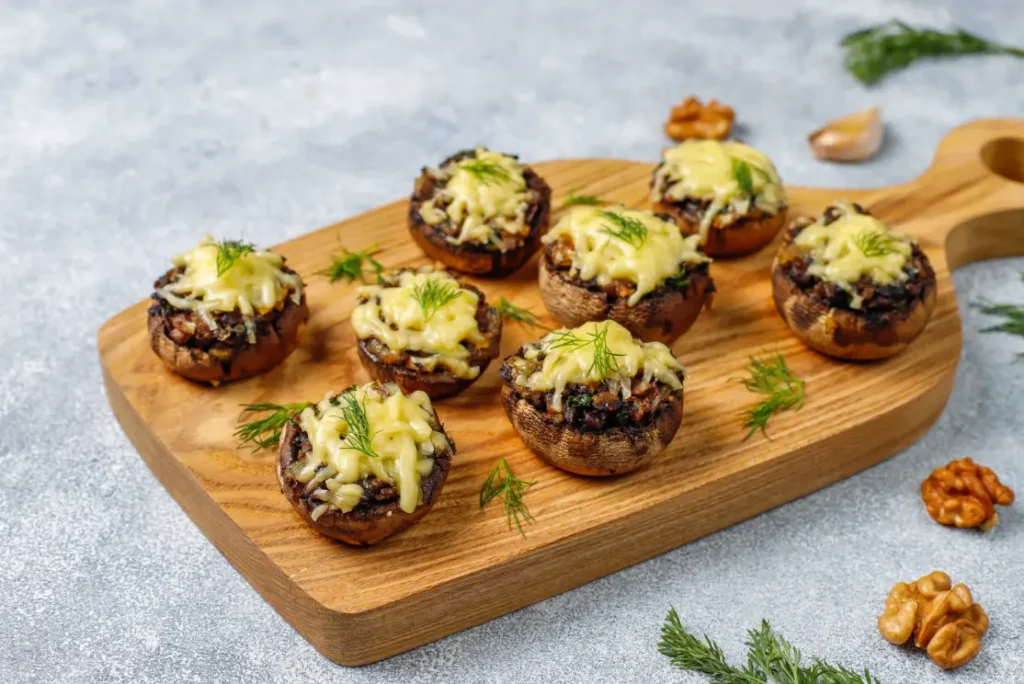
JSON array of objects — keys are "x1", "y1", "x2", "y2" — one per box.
[
  {"x1": 852, "y1": 230, "x2": 897, "y2": 258},
  {"x1": 560, "y1": 192, "x2": 606, "y2": 209},
  {"x1": 412, "y1": 279, "x2": 463, "y2": 321},
  {"x1": 216, "y1": 240, "x2": 255, "y2": 276},
  {"x1": 735, "y1": 354, "x2": 805, "y2": 440},
  {"x1": 545, "y1": 323, "x2": 625, "y2": 380},
  {"x1": 457, "y1": 158, "x2": 513, "y2": 186},
  {"x1": 234, "y1": 402, "x2": 311, "y2": 452},
  {"x1": 598, "y1": 210, "x2": 648, "y2": 248},
  {"x1": 665, "y1": 272, "x2": 690, "y2": 289},
  {"x1": 658, "y1": 608, "x2": 880, "y2": 684},
  {"x1": 841, "y1": 21, "x2": 1024, "y2": 86},
  {"x1": 320, "y1": 242, "x2": 383, "y2": 283},
  {"x1": 495, "y1": 296, "x2": 547, "y2": 329},
  {"x1": 479, "y1": 457, "x2": 535, "y2": 536},
  {"x1": 973, "y1": 300, "x2": 1024, "y2": 362},
  {"x1": 332, "y1": 388, "x2": 380, "y2": 459},
  {"x1": 731, "y1": 158, "x2": 755, "y2": 195}
]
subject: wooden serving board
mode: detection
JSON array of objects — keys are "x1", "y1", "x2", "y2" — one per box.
[{"x1": 98, "y1": 119, "x2": 1024, "y2": 665}]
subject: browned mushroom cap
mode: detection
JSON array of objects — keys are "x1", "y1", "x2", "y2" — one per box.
[
  {"x1": 276, "y1": 411, "x2": 454, "y2": 546},
  {"x1": 653, "y1": 201, "x2": 787, "y2": 257},
  {"x1": 538, "y1": 256, "x2": 713, "y2": 344},
  {"x1": 499, "y1": 384, "x2": 683, "y2": 476},
  {"x1": 408, "y1": 162, "x2": 552, "y2": 277},
  {"x1": 355, "y1": 303, "x2": 502, "y2": 399},
  {"x1": 771, "y1": 256, "x2": 936, "y2": 360},
  {"x1": 147, "y1": 295, "x2": 308, "y2": 384}
]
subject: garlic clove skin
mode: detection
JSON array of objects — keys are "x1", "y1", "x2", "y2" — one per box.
[{"x1": 809, "y1": 107, "x2": 883, "y2": 162}]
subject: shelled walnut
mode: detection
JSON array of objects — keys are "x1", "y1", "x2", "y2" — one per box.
[
  {"x1": 921, "y1": 458, "x2": 1014, "y2": 530},
  {"x1": 664, "y1": 96, "x2": 735, "y2": 141},
  {"x1": 878, "y1": 571, "x2": 989, "y2": 670}
]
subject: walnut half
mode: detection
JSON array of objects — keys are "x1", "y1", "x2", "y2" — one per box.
[
  {"x1": 664, "y1": 96, "x2": 735, "y2": 141},
  {"x1": 878, "y1": 571, "x2": 989, "y2": 670},
  {"x1": 921, "y1": 458, "x2": 1015, "y2": 530}
]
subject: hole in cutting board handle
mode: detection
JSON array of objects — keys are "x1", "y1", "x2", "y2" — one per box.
[{"x1": 980, "y1": 137, "x2": 1024, "y2": 183}]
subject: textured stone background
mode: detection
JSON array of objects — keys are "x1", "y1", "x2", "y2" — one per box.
[{"x1": 1, "y1": 1, "x2": 1022, "y2": 682}]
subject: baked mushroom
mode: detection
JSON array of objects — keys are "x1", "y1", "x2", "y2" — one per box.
[
  {"x1": 500, "y1": 320, "x2": 685, "y2": 476},
  {"x1": 409, "y1": 146, "x2": 552, "y2": 276},
  {"x1": 351, "y1": 265, "x2": 502, "y2": 398},
  {"x1": 277, "y1": 381, "x2": 454, "y2": 545},
  {"x1": 650, "y1": 139, "x2": 788, "y2": 256},
  {"x1": 147, "y1": 236, "x2": 308, "y2": 384},
  {"x1": 772, "y1": 200, "x2": 937, "y2": 360},
  {"x1": 539, "y1": 205, "x2": 714, "y2": 344}
]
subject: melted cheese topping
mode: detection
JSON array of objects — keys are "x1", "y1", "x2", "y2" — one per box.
[
  {"x1": 513, "y1": 321, "x2": 685, "y2": 411},
  {"x1": 289, "y1": 383, "x2": 447, "y2": 518},
  {"x1": 792, "y1": 200, "x2": 914, "y2": 309},
  {"x1": 156, "y1": 235, "x2": 303, "y2": 341},
  {"x1": 650, "y1": 140, "x2": 787, "y2": 242},
  {"x1": 543, "y1": 206, "x2": 709, "y2": 306},
  {"x1": 418, "y1": 147, "x2": 532, "y2": 251},
  {"x1": 351, "y1": 267, "x2": 489, "y2": 379}
]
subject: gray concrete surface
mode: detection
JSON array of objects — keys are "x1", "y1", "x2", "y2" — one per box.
[{"x1": 1, "y1": 1, "x2": 1022, "y2": 682}]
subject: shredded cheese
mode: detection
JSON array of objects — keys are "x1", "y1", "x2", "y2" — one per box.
[
  {"x1": 417, "y1": 147, "x2": 532, "y2": 251},
  {"x1": 351, "y1": 267, "x2": 490, "y2": 379},
  {"x1": 791, "y1": 200, "x2": 914, "y2": 309},
  {"x1": 650, "y1": 140, "x2": 787, "y2": 243},
  {"x1": 512, "y1": 321, "x2": 685, "y2": 411},
  {"x1": 156, "y1": 235, "x2": 303, "y2": 341},
  {"x1": 543, "y1": 206, "x2": 709, "y2": 306},
  {"x1": 289, "y1": 383, "x2": 447, "y2": 518}
]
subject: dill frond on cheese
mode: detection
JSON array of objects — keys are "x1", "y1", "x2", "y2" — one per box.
[
  {"x1": 216, "y1": 239, "x2": 255, "y2": 276},
  {"x1": 412, "y1": 279, "x2": 463, "y2": 321}
]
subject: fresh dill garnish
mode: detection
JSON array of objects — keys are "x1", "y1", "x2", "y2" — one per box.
[
  {"x1": 599, "y1": 210, "x2": 648, "y2": 248},
  {"x1": 973, "y1": 300, "x2": 1024, "y2": 362},
  {"x1": 546, "y1": 323, "x2": 625, "y2": 379},
  {"x1": 841, "y1": 21, "x2": 1024, "y2": 86},
  {"x1": 216, "y1": 239, "x2": 255, "y2": 276},
  {"x1": 495, "y1": 296, "x2": 547, "y2": 329},
  {"x1": 457, "y1": 158, "x2": 512, "y2": 186},
  {"x1": 560, "y1": 192, "x2": 606, "y2": 209},
  {"x1": 852, "y1": 230, "x2": 897, "y2": 258},
  {"x1": 412, "y1": 279, "x2": 463, "y2": 321},
  {"x1": 234, "y1": 402, "x2": 311, "y2": 452},
  {"x1": 320, "y1": 242, "x2": 382, "y2": 283},
  {"x1": 332, "y1": 388, "x2": 380, "y2": 459},
  {"x1": 736, "y1": 354, "x2": 805, "y2": 440},
  {"x1": 731, "y1": 158, "x2": 755, "y2": 195},
  {"x1": 479, "y1": 457, "x2": 535, "y2": 536},
  {"x1": 658, "y1": 608, "x2": 880, "y2": 683}
]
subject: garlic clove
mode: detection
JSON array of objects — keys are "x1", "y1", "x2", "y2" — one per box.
[{"x1": 809, "y1": 107, "x2": 883, "y2": 162}]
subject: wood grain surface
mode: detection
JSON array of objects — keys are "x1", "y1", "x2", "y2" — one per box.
[{"x1": 98, "y1": 118, "x2": 1024, "y2": 665}]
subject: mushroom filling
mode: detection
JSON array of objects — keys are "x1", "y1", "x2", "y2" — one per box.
[
  {"x1": 411, "y1": 147, "x2": 546, "y2": 253},
  {"x1": 502, "y1": 321, "x2": 685, "y2": 432},
  {"x1": 778, "y1": 201, "x2": 935, "y2": 314},
  {"x1": 284, "y1": 382, "x2": 451, "y2": 519},
  {"x1": 650, "y1": 139, "x2": 787, "y2": 241},
  {"x1": 351, "y1": 266, "x2": 497, "y2": 379},
  {"x1": 543, "y1": 206, "x2": 712, "y2": 305}
]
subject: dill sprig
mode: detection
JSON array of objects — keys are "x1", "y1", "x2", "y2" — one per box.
[
  {"x1": 560, "y1": 192, "x2": 606, "y2": 209},
  {"x1": 320, "y1": 242, "x2": 382, "y2": 283},
  {"x1": 216, "y1": 239, "x2": 255, "y2": 276},
  {"x1": 852, "y1": 230, "x2": 897, "y2": 258},
  {"x1": 479, "y1": 457, "x2": 535, "y2": 536},
  {"x1": 599, "y1": 210, "x2": 648, "y2": 248},
  {"x1": 413, "y1": 279, "x2": 463, "y2": 321},
  {"x1": 736, "y1": 354, "x2": 805, "y2": 440},
  {"x1": 332, "y1": 389, "x2": 380, "y2": 459},
  {"x1": 546, "y1": 323, "x2": 624, "y2": 379},
  {"x1": 457, "y1": 158, "x2": 512, "y2": 186},
  {"x1": 495, "y1": 296, "x2": 547, "y2": 329},
  {"x1": 973, "y1": 300, "x2": 1024, "y2": 362},
  {"x1": 842, "y1": 21, "x2": 1024, "y2": 86},
  {"x1": 731, "y1": 158, "x2": 755, "y2": 195},
  {"x1": 658, "y1": 608, "x2": 880, "y2": 683},
  {"x1": 234, "y1": 401, "x2": 311, "y2": 452}
]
